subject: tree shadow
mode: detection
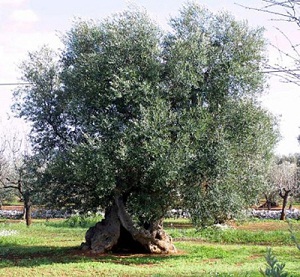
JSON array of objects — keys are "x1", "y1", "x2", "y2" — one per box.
[{"x1": 0, "y1": 242, "x2": 186, "y2": 268}]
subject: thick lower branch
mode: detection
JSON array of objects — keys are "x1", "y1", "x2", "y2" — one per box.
[{"x1": 114, "y1": 195, "x2": 176, "y2": 254}]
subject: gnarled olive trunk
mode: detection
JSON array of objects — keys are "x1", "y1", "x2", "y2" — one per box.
[
  {"x1": 81, "y1": 196, "x2": 176, "y2": 254},
  {"x1": 279, "y1": 189, "x2": 291, "y2": 221}
]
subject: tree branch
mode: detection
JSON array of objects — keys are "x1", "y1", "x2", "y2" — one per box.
[
  {"x1": 237, "y1": 1, "x2": 300, "y2": 85},
  {"x1": 3, "y1": 185, "x2": 19, "y2": 190}
]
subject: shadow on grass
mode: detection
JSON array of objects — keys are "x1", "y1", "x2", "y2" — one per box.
[{"x1": 0, "y1": 242, "x2": 185, "y2": 268}]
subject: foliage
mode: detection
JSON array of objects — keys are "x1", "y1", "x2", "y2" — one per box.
[
  {"x1": 289, "y1": 222, "x2": 300, "y2": 251},
  {"x1": 260, "y1": 248, "x2": 288, "y2": 277},
  {"x1": 13, "y1": 4, "x2": 278, "y2": 227},
  {"x1": 259, "y1": 221, "x2": 300, "y2": 277},
  {"x1": 64, "y1": 214, "x2": 103, "y2": 228}
]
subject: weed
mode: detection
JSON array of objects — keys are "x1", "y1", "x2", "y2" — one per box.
[
  {"x1": 260, "y1": 248, "x2": 288, "y2": 277},
  {"x1": 288, "y1": 222, "x2": 300, "y2": 251}
]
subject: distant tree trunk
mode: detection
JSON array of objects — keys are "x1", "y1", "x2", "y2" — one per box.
[
  {"x1": 23, "y1": 191, "x2": 32, "y2": 226},
  {"x1": 81, "y1": 195, "x2": 177, "y2": 254},
  {"x1": 289, "y1": 199, "x2": 293, "y2": 210},
  {"x1": 279, "y1": 189, "x2": 290, "y2": 221},
  {"x1": 259, "y1": 194, "x2": 277, "y2": 210}
]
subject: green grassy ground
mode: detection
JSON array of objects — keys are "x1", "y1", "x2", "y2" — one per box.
[{"x1": 0, "y1": 218, "x2": 299, "y2": 276}]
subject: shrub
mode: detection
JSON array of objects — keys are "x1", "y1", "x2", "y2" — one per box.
[{"x1": 260, "y1": 248, "x2": 288, "y2": 277}]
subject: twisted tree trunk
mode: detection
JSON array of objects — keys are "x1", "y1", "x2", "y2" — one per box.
[
  {"x1": 81, "y1": 196, "x2": 176, "y2": 254},
  {"x1": 279, "y1": 189, "x2": 290, "y2": 221}
]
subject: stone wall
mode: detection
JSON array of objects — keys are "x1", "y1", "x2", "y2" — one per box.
[
  {"x1": 1, "y1": 207, "x2": 299, "y2": 220},
  {"x1": 250, "y1": 209, "x2": 300, "y2": 220},
  {"x1": 0, "y1": 208, "x2": 71, "y2": 219}
]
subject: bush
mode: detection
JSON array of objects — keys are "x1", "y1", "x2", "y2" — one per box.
[
  {"x1": 260, "y1": 248, "x2": 288, "y2": 277},
  {"x1": 65, "y1": 214, "x2": 103, "y2": 228}
]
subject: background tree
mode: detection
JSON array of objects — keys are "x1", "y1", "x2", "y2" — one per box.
[
  {"x1": 277, "y1": 154, "x2": 300, "y2": 209},
  {"x1": 13, "y1": 4, "x2": 278, "y2": 254},
  {"x1": 268, "y1": 159, "x2": 299, "y2": 220},
  {"x1": 0, "y1": 130, "x2": 34, "y2": 226},
  {"x1": 260, "y1": 182, "x2": 279, "y2": 210},
  {"x1": 0, "y1": 133, "x2": 21, "y2": 206},
  {"x1": 0, "y1": 140, "x2": 11, "y2": 206},
  {"x1": 241, "y1": 0, "x2": 300, "y2": 84}
]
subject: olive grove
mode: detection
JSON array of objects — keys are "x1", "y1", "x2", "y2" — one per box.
[{"x1": 13, "y1": 4, "x2": 278, "y2": 253}]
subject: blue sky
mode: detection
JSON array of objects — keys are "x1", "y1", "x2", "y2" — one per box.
[{"x1": 0, "y1": 0, "x2": 300, "y2": 155}]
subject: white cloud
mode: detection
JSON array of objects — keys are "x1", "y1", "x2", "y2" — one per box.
[{"x1": 10, "y1": 9, "x2": 38, "y2": 23}]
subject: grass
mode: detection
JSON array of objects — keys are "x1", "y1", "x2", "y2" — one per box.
[
  {"x1": 0, "y1": 218, "x2": 300, "y2": 276},
  {"x1": 165, "y1": 218, "x2": 299, "y2": 245}
]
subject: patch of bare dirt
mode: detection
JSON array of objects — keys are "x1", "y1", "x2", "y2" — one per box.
[
  {"x1": 1, "y1": 205, "x2": 24, "y2": 211},
  {"x1": 230, "y1": 221, "x2": 289, "y2": 232},
  {"x1": 202, "y1": 258, "x2": 222, "y2": 264}
]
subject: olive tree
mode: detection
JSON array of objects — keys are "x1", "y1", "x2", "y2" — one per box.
[
  {"x1": 0, "y1": 140, "x2": 10, "y2": 206},
  {"x1": 0, "y1": 131, "x2": 34, "y2": 226},
  {"x1": 267, "y1": 157, "x2": 300, "y2": 220},
  {"x1": 13, "y1": 4, "x2": 277, "y2": 254}
]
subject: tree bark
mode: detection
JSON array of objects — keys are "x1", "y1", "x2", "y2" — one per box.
[
  {"x1": 115, "y1": 196, "x2": 177, "y2": 254},
  {"x1": 279, "y1": 190, "x2": 290, "y2": 220},
  {"x1": 81, "y1": 196, "x2": 177, "y2": 254},
  {"x1": 24, "y1": 191, "x2": 32, "y2": 226},
  {"x1": 81, "y1": 205, "x2": 120, "y2": 254}
]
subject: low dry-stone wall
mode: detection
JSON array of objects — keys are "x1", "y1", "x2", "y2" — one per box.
[
  {"x1": 0, "y1": 208, "x2": 72, "y2": 219},
  {"x1": 1, "y1": 207, "x2": 299, "y2": 220},
  {"x1": 250, "y1": 209, "x2": 300, "y2": 220},
  {"x1": 166, "y1": 208, "x2": 300, "y2": 220},
  {"x1": 0, "y1": 209, "x2": 23, "y2": 219}
]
